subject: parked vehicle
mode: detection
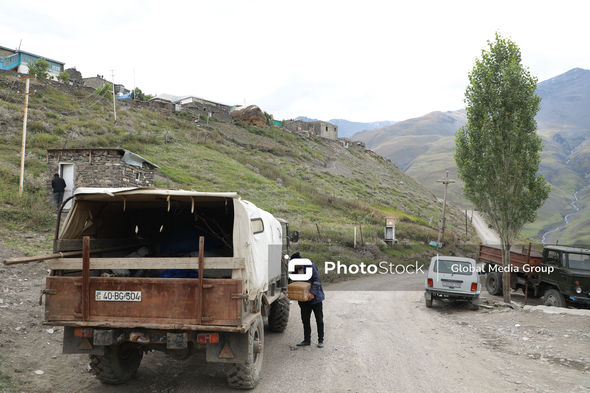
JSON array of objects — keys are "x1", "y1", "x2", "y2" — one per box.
[
  {"x1": 478, "y1": 244, "x2": 590, "y2": 308},
  {"x1": 424, "y1": 255, "x2": 481, "y2": 309},
  {"x1": 36, "y1": 188, "x2": 298, "y2": 389}
]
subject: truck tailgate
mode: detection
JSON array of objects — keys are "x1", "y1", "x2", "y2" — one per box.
[{"x1": 45, "y1": 276, "x2": 242, "y2": 326}]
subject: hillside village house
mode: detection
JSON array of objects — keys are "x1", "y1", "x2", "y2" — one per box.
[
  {"x1": 82, "y1": 75, "x2": 129, "y2": 95},
  {"x1": 46, "y1": 148, "x2": 158, "y2": 208},
  {"x1": 148, "y1": 94, "x2": 233, "y2": 121},
  {"x1": 0, "y1": 45, "x2": 64, "y2": 77},
  {"x1": 283, "y1": 120, "x2": 338, "y2": 140}
]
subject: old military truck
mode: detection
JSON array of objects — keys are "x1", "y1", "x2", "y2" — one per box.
[
  {"x1": 478, "y1": 244, "x2": 590, "y2": 307},
  {"x1": 39, "y1": 188, "x2": 295, "y2": 388}
]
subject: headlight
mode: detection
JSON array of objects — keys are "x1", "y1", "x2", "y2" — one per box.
[{"x1": 575, "y1": 286, "x2": 582, "y2": 294}]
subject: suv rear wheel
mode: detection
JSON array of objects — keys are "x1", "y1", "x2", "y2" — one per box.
[
  {"x1": 424, "y1": 292, "x2": 433, "y2": 308},
  {"x1": 89, "y1": 343, "x2": 143, "y2": 384},
  {"x1": 543, "y1": 288, "x2": 566, "y2": 307}
]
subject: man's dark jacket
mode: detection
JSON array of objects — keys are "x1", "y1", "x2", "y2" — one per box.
[
  {"x1": 301, "y1": 263, "x2": 325, "y2": 304},
  {"x1": 52, "y1": 177, "x2": 66, "y2": 193}
]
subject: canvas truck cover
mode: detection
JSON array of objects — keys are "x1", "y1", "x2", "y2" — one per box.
[{"x1": 58, "y1": 188, "x2": 282, "y2": 300}]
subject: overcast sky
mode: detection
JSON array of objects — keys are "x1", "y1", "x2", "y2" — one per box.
[{"x1": 1, "y1": 0, "x2": 589, "y2": 122}]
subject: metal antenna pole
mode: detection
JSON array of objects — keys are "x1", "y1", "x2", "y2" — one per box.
[{"x1": 111, "y1": 70, "x2": 117, "y2": 123}]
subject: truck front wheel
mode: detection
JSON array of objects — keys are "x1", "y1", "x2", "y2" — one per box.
[
  {"x1": 543, "y1": 288, "x2": 566, "y2": 307},
  {"x1": 485, "y1": 271, "x2": 502, "y2": 296},
  {"x1": 89, "y1": 343, "x2": 143, "y2": 384},
  {"x1": 227, "y1": 315, "x2": 264, "y2": 389},
  {"x1": 268, "y1": 297, "x2": 290, "y2": 332}
]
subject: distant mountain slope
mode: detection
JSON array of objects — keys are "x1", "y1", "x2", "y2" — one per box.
[
  {"x1": 294, "y1": 116, "x2": 396, "y2": 138},
  {"x1": 327, "y1": 119, "x2": 397, "y2": 138},
  {"x1": 354, "y1": 111, "x2": 466, "y2": 171},
  {"x1": 353, "y1": 68, "x2": 590, "y2": 244},
  {"x1": 537, "y1": 67, "x2": 590, "y2": 131}
]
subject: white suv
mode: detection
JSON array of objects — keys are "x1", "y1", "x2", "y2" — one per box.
[{"x1": 424, "y1": 255, "x2": 481, "y2": 309}]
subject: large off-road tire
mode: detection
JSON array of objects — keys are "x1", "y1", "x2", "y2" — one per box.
[
  {"x1": 227, "y1": 315, "x2": 264, "y2": 389},
  {"x1": 89, "y1": 343, "x2": 143, "y2": 385},
  {"x1": 268, "y1": 297, "x2": 290, "y2": 332},
  {"x1": 543, "y1": 288, "x2": 566, "y2": 307},
  {"x1": 424, "y1": 292, "x2": 433, "y2": 308},
  {"x1": 485, "y1": 271, "x2": 503, "y2": 296}
]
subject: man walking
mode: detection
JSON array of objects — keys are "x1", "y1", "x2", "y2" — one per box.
[
  {"x1": 291, "y1": 252, "x2": 325, "y2": 348},
  {"x1": 51, "y1": 173, "x2": 66, "y2": 210}
]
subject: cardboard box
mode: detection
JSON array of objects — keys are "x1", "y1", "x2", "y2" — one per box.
[{"x1": 287, "y1": 282, "x2": 311, "y2": 301}]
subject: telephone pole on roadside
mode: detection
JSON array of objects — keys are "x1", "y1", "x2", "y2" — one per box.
[
  {"x1": 111, "y1": 70, "x2": 117, "y2": 123},
  {"x1": 436, "y1": 170, "x2": 455, "y2": 246},
  {"x1": 18, "y1": 76, "x2": 34, "y2": 197}
]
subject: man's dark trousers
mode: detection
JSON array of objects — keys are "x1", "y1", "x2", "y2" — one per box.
[
  {"x1": 299, "y1": 301, "x2": 324, "y2": 342},
  {"x1": 53, "y1": 192, "x2": 64, "y2": 209}
]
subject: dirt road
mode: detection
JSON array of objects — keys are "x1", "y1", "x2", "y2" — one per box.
[
  {"x1": 1, "y1": 244, "x2": 589, "y2": 393},
  {"x1": 469, "y1": 211, "x2": 500, "y2": 245}
]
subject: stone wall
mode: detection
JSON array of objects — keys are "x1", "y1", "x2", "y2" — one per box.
[
  {"x1": 283, "y1": 120, "x2": 338, "y2": 140},
  {"x1": 46, "y1": 150, "x2": 155, "y2": 197},
  {"x1": 176, "y1": 100, "x2": 232, "y2": 122},
  {"x1": 82, "y1": 76, "x2": 106, "y2": 90}
]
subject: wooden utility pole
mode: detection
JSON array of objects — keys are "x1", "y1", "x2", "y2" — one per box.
[
  {"x1": 436, "y1": 170, "x2": 455, "y2": 246},
  {"x1": 464, "y1": 209, "x2": 468, "y2": 241},
  {"x1": 18, "y1": 76, "x2": 33, "y2": 197},
  {"x1": 111, "y1": 70, "x2": 117, "y2": 123}
]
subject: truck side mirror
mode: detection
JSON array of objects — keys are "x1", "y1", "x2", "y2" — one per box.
[{"x1": 290, "y1": 231, "x2": 299, "y2": 243}]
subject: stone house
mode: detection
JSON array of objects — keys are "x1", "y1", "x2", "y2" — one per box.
[
  {"x1": 174, "y1": 96, "x2": 233, "y2": 122},
  {"x1": 46, "y1": 148, "x2": 158, "y2": 207},
  {"x1": 82, "y1": 75, "x2": 129, "y2": 94},
  {"x1": 283, "y1": 120, "x2": 338, "y2": 140}
]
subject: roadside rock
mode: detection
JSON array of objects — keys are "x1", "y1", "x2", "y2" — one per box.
[{"x1": 231, "y1": 105, "x2": 267, "y2": 127}]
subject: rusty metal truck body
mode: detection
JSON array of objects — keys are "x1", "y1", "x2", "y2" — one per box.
[{"x1": 41, "y1": 188, "x2": 293, "y2": 388}]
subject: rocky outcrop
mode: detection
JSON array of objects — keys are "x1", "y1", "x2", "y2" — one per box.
[{"x1": 231, "y1": 105, "x2": 267, "y2": 127}]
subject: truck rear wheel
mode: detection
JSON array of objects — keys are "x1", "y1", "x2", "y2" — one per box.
[
  {"x1": 227, "y1": 315, "x2": 264, "y2": 389},
  {"x1": 485, "y1": 271, "x2": 502, "y2": 296},
  {"x1": 89, "y1": 343, "x2": 143, "y2": 385},
  {"x1": 268, "y1": 297, "x2": 290, "y2": 332},
  {"x1": 543, "y1": 288, "x2": 566, "y2": 307}
]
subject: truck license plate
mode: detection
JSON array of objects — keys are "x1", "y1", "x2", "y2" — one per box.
[{"x1": 95, "y1": 290, "x2": 142, "y2": 302}]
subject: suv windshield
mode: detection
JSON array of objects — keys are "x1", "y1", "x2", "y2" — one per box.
[
  {"x1": 432, "y1": 259, "x2": 473, "y2": 275},
  {"x1": 567, "y1": 253, "x2": 590, "y2": 271}
]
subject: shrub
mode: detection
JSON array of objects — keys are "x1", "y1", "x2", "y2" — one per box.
[{"x1": 28, "y1": 58, "x2": 50, "y2": 79}]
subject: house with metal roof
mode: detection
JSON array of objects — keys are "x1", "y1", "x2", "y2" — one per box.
[
  {"x1": 46, "y1": 148, "x2": 159, "y2": 208},
  {"x1": 0, "y1": 45, "x2": 65, "y2": 77}
]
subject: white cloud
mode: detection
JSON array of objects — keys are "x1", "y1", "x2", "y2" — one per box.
[{"x1": 1, "y1": 0, "x2": 589, "y2": 121}]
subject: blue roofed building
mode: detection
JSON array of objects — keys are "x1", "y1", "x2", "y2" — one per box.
[{"x1": 0, "y1": 45, "x2": 65, "y2": 78}]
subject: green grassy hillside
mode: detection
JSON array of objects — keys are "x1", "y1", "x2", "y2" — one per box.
[{"x1": 0, "y1": 71, "x2": 476, "y2": 279}]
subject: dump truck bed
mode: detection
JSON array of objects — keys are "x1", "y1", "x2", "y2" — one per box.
[{"x1": 478, "y1": 244, "x2": 542, "y2": 272}]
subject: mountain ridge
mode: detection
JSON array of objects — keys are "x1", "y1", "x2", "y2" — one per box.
[{"x1": 352, "y1": 68, "x2": 590, "y2": 244}]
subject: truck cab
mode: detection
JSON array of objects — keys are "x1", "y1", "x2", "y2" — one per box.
[{"x1": 539, "y1": 246, "x2": 590, "y2": 307}]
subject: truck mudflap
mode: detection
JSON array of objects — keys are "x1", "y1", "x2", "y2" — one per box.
[{"x1": 206, "y1": 332, "x2": 249, "y2": 363}]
